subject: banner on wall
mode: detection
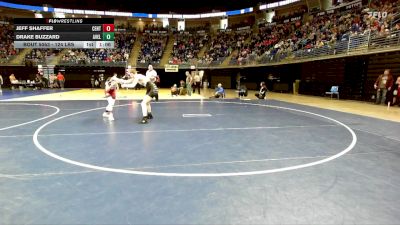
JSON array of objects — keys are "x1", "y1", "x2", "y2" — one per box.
[
  {"x1": 218, "y1": 28, "x2": 232, "y2": 33},
  {"x1": 284, "y1": 16, "x2": 301, "y2": 23},
  {"x1": 164, "y1": 64, "x2": 179, "y2": 72},
  {"x1": 344, "y1": 0, "x2": 362, "y2": 10},
  {"x1": 313, "y1": 0, "x2": 362, "y2": 17},
  {"x1": 236, "y1": 26, "x2": 251, "y2": 31},
  {"x1": 144, "y1": 30, "x2": 168, "y2": 34}
]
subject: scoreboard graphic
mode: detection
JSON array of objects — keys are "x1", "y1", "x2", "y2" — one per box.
[{"x1": 13, "y1": 18, "x2": 115, "y2": 49}]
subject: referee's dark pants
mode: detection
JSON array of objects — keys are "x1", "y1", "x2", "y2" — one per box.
[{"x1": 193, "y1": 82, "x2": 201, "y2": 94}]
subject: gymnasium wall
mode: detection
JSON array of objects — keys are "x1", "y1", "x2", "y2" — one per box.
[{"x1": 1, "y1": 51, "x2": 400, "y2": 101}]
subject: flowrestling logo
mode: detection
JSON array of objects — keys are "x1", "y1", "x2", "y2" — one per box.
[
  {"x1": 47, "y1": 19, "x2": 84, "y2": 24},
  {"x1": 367, "y1": 11, "x2": 388, "y2": 19}
]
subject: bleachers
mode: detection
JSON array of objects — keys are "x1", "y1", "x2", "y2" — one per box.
[
  {"x1": 0, "y1": 17, "x2": 19, "y2": 63},
  {"x1": 59, "y1": 32, "x2": 136, "y2": 66},
  {"x1": 169, "y1": 32, "x2": 209, "y2": 65},
  {"x1": 1, "y1": 0, "x2": 400, "y2": 68},
  {"x1": 137, "y1": 32, "x2": 168, "y2": 66}
]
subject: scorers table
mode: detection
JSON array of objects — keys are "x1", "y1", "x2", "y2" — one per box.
[{"x1": 13, "y1": 18, "x2": 115, "y2": 49}]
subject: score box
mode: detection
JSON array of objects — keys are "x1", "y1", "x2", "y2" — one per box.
[
  {"x1": 96, "y1": 41, "x2": 114, "y2": 49},
  {"x1": 102, "y1": 32, "x2": 115, "y2": 41},
  {"x1": 102, "y1": 24, "x2": 114, "y2": 32},
  {"x1": 84, "y1": 41, "x2": 96, "y2": 48}
]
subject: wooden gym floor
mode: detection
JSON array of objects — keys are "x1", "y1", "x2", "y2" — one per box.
[
  {"x1": 1, "y1": 88, "x2": 400, "y2": 224},
  {"x1": 1, "y1": 88, "x2": 399, "y2": 122}
]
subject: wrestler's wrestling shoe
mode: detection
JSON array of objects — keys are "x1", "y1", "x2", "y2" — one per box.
[{"x1": 140, "y1": 117, "x2": 148, "y2": 124}]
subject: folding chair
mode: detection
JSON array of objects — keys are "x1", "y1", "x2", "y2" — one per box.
[{"x1": 325, "y1": 86, "x2": 339, "y2": 99}]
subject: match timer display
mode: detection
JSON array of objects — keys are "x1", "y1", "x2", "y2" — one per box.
[{"x1": 13, "y1": 18, "x2": 115, "y2": 49}]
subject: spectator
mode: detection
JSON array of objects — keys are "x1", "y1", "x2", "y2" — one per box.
[
  {"x1": 0, "y1": 74, "x2": 3, "y2": 93},
  {"x1": 34, "y1": 73, "x2": 43, "y2": 90},
  {"x1": 185, "y1": 71, "x2": 193, "y2": 96},
  {"x1": 57, "y1": 72, "x2": 65, "y2": 90},
  {"x1": 374, "y1": 69, "x2": 393, "y2": 104},
  {"x1": 0, "y1": 20, "x2": 19, "y2": 63},
  {"x1": 98, "y1": 74, "x2": 104, "y2": 88},
  {"x1": 179, "y1": 80, "x2": 187, "y2": 95},
  {"x1": 9, "y1": 73, "x2": 17, "y2": 89},
  {"x1": 255, "y1": 82, "x2": 268, "y2": 99},
  {"x1": 9, "y1": 73, "x2": 17, "y2": 83},
  {"x1": 393, "y1": 76, "x2": 400, "y2": 106},
  {"x1": 49, "y1": 74, "x2": 58, "y2": 88},
  {"x1": 212, "y1": 83, "x2": 225, "y2": 98},
  {"x1": 238, "y1": 85, "x2": 248, "y2": 98},
  {"x1": 90, "y1": 75, "x2": 96, "y2": 89},
  {"x1": 171, "y1": 84, "x2": 179, "y2": 96}
]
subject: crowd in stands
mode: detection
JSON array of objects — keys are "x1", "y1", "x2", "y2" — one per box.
[
  {"x1": 2, "y1": 0, "x2": 400, "y2": 67},
  {"x1": 0, "y1": 17, "x2": 18, "y2": 62},
  {"x1": 332, "y1": 0, "x2": 358, "y2": 7},
  {"x1": 200, "y1": 30, "x2": 251, "y2": 65},
  {"x1": 365, "y1": 0, "x2": 400, "y2": 36},
  {"x1": 169, "y1": 32, "x2": 209, "y2": 65},
  {"x1": 230, "y1": 0, "x2": 400, "y2": 65},
  {"x1": 25, "y1": 49, "x2": 54, "y2": 64},
  {"x1": 144, "y1": 24, "x2": 168, "y2": 32},
  {"x1": 138, "y1": 33, "x2": 168, "y2": 64},
  {"x1": 61, "y1": 32, "x2": 135, "y2": 64}
]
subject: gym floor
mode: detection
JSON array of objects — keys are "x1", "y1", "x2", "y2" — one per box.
[{"x1": 0, "y1": 88, "x2": 400, "y2": 224}]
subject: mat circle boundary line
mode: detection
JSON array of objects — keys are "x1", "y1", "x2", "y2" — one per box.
[
  {"x1": 0, "y1": 103, "x2": 60, "y2": 131},
  {"x1": 32, "y1": 100, "x2": 357, "y2": 177}
]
